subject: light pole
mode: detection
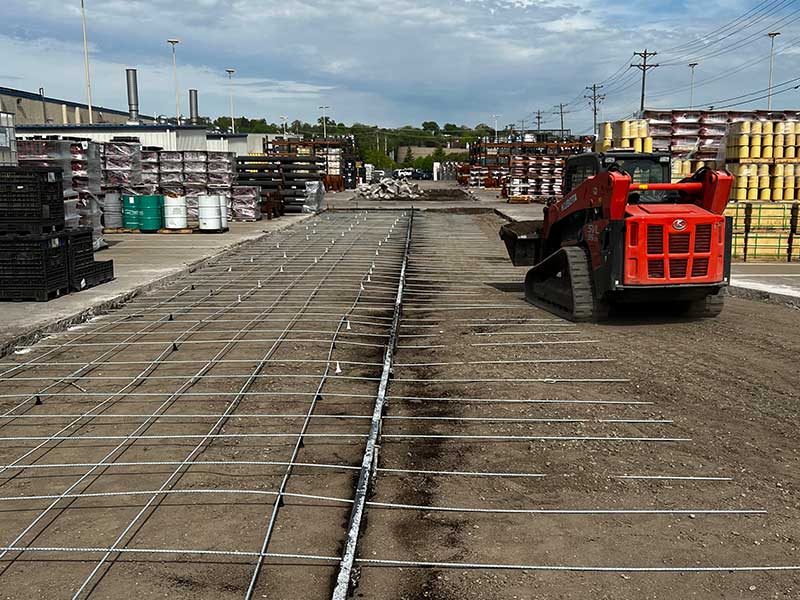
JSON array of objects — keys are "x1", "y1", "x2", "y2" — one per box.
[
  {"x1": 688, "y1": 62, "x2": 699, "y2": 109},
  {"x1": 492, "y1": 114, "x2": 500, "y2": 143},
  {"x1": 225, "y1": 68, "x2": 236, "y2": 134},
  {"x1": 79, "y1": 0, "x2": 94, "y2": 124},
  {"x1": 279, "y1": 115, "x2": 288, "y2": 136},
  {"x1": 767, "y1": 32, "x2": 780, "y2": 110},
  {"x1": 167, "y1": 39, "x2": 180, "y2": 122},
  {"x1": 319, "y1": 105, "x2": 329, "y2": 139}
]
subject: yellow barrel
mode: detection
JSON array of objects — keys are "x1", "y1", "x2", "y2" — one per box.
[
  {"x1": 620, "y1": 138, "x2": 631, "y2": 148},
  {"x1": 633, "y1": 137, "x2": 643, "y2": 152},
  {"x1": 763, "y1": 121, "x2": 774, "y2": 135},
  {"x1": 748, "y1": 175, "x2": 759, "y2": 188},
  {"x1": 736, "y1": 133, "x2": 749, "y2": 147},
  {"x1": 759, "y1": 175, "x2": 770, "y2": 188},
  {"x1": 787, "y1": 146, "x2": 797, "y2": 158},
  {"x1": 738, "y1": 145, "x2": 750, "y2": 159},
  {"x1": 736, "y1": 121, "x2": 751, "y2": 134},
  {"x1": 759, "y1": 187, "x2": 771, "y2": 201},
  {"x1": 773, "y1": 176, "x2": 784, "y2": 189},
  {"x1": 602, "y1": 122, "x2": 613, "y2": 139},
  {"x1": 785, "y1": 175, "x2": 796, "y2": 188},
  {"x1": 682, "y1": 161, "x2": 692, "y2": 175},
  {"x1": 694, "y1": 161, "x2": 705, "y2": 170},
  {"x1": 774, "y1": 164, "x2": 784, "y2": 176},
  {"x1": 735, "y1": 188, "x2": 747, "y2": 201},
  {"x1": 786, "y1": 186, "x2": 796, "y2": 201},
  {"x1": 751, "y1": 121, "x2": 763, "y2": 134},
  {"x1": 787, "y1": 133, "x2": 797, "y2": 146},
  {"x1": 750, "y1": 134, "x2": 762, "y2": 146},
  {"x1": 757, "y1": 164, "x2": 770, "y2": 176},
  {"x1": 775, "y1": 133, "x2": 785, "y2": 147},
  {"x1": 747, "y1": 187, "x2": 759, "y2": 200},
  {"x1": 763, "y1": 145, "x2": 774, "y2": 159},
  {"x1": 643, "y1": 137, "x2": 653, "y2": 153},
  {"x1": 751, "y1": 145, "x2": 762, "y2": 158},
  {"x1": 763, "y1": 133, "x2": 774, "y2": 147},
  {"x1": 621, "y1": 121, "x2": 631, "y2": 138},
  {"x1": 785, "y1": 121, "x2": 797, "y2": 134},
  {"x1": 775, "y1": 144, "x2": 785, "y2": 159},
  {"x1": 775, "y1": 122, "x2": 786, "y2": 135},
  {"x1": 773, "y1": 187, "x2": 784, "y2": 201},
  {"x1": 785, "y1": 164, "x2": 795, "y2": 177}
]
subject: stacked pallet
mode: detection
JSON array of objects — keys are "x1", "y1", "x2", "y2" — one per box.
[
  {"x1": 0, "y1": 166, "x2": 113, "y2": 302},
  {"x1": 505, "y1": 155, "x2": 564, "y2": 201},
  {"x1": 102, "y1": 140, "x2": 142, "y2": 189},
  {"x1": 0, "y1": 112, "x2": 17, "y2": 166},
  {"x1": 599, "y1": 119, "x2": 654, "y2": 153},
  {"x1": 16, "y1": 138, "x2": 104, "y2": 246},
  {"x1": 723, "y1": 120, "x2": 800, "y2": 201},
  {"x1": 235, "y1": 156, "x2": 283, "y2": 218},
  {"x1": 141, "y1": 147, "x2": 160, "y2": 188},
  {"x1": 278, "y1": 155, "x2": 325, "y2": 212},
  {"x1": 725, "y1": 201, "x2": 799, "y2": 261}
]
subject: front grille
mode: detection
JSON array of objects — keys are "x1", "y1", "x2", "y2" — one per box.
[
  {"x1": 647, "y1": 225, "x2": 663, "y2": 254},
  {"x1": 648, "y1": 259, "x2": 665, "y2": 278},
  {"x1": 669, "y1": 258, "x2": 688, "y2": 278},
  {"x1": 669, "y1": 233, "x2": 690, "y2": 253},
  {"x1": 694, "y1": 224, "x2": 712, "y2": 252},
  {"x1": 691, "y1": 257, "x2": 709, "y2": 277}
]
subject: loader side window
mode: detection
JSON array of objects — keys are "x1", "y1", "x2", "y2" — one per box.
[{"x1": 566, "y1": 164, "x2": 596, "y2": 192}]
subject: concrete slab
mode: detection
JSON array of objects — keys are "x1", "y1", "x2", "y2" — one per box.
[
  {"x1": 0, "y1": 215, "x2": 312, "y2": 355},
  {"x1": 730, "y1": 262, "x2": 800, "y2": 306}
]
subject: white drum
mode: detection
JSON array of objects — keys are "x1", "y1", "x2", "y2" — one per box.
[
  {"x1": 218, "y1": 195, "x2": 228, "y2": 229},
  {"x1": 163, "y1": 196, "x2": 188, "y2": 229},
  {"x1": 198, "y1": 195, "x2": 222, "y2": 230},
  {"x1": 103, "y1": 192, "x2": 123, "y2": 228}
]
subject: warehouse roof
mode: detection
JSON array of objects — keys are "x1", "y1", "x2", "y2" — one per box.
[{"x1": 0, "y1": 86, "x2": 154, "y2": 120}]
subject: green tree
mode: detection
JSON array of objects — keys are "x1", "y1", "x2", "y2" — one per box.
[
  {"x1": 422, "y1": 121, "x2": 440, "y2": 134},
  {"x1": 431, "y1": 147, "x2": 446, "y2": 163},
  {"x1": 443, "y1": 123, "x2": 459, "y2": 134},
  {"x1": 402, "y1": 147, "x2": 414, "y2": 166}
]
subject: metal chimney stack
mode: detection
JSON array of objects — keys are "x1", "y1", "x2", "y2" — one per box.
[
  {"x1": 126, "y1": 68, "x2": 140, "y2": 123},
  {"x1": 189, "y1": 89, "x2": 199, "y2": 125}
]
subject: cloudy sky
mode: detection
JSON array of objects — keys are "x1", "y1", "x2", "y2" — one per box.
[{"x1": 2, "y1": 0, "x2": 800, "y2": 133}]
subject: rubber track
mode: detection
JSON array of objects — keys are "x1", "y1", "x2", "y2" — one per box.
[{"x1": 524, "y1": 246, "x2": 596, "y2": 322}]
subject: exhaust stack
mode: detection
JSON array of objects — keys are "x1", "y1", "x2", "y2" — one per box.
[
  {"x1": 126, "y1": 68, "x2": 140, "y2": 123},
  {"x1": 189, "y1": 89, "x2": 199, "y2": 125}
]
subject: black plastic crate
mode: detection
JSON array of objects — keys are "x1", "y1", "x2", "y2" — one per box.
[
  {"x1": 65, "y1": 227, "x2": 95, "y2": 274},
  {"x1": 0, "y1": 232, "x2": 69, "y2": 301},
  {"x1": 70, "y1": 259, "x2": 114, "y2": 292},
  {"x1": 0, "y1": 166, "x2": 65, "y2": 234}
]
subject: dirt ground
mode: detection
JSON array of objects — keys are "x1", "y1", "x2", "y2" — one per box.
[
  {"x1": 0, "y1": 208, "x2": 798, "y2": 599},
  {"x1": 354, "y1": 212, "x2": 800, "y2": 599}
]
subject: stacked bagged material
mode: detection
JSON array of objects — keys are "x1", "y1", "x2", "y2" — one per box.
[
  {"x1": 102, "y1": 140, "x2": 142, "y2": 188},
  {"x1": 17, "y1": 139, "x2": 104, "y2": 249},
  {"x1": 158, "y1": 150, "x2": 183, "y2": 196},
  {"x1": 183, "y1": 150, "x2": 207, "y2": 192},
  {"x1": 208, "y1": 151, "x2": 236, "y2": 188},
  {"x1": 141, "y1": 147, "x2": 160, "y2": 185},
  {"x1": 355, "y1": 177, "x2": 421, "y2": 200},
  {"x1": 231, "y1": 186, "x2": 261, "y2": 221}
]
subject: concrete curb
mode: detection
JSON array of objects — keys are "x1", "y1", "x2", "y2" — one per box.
[
  {"x1": 0, "y1": 217, "x2": 311, "y2": 359},
  {"x1": 728, "y1": 285, "x2": 800, "y2": 309}
]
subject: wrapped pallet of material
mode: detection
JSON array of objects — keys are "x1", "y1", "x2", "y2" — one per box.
[{"x1": 230, "y1": 186, "x2": 261, "y2": 221}]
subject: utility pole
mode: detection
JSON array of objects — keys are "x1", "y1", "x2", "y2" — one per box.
[
  {"x1": 167, "y1": 39, "x2": 180, "y2": 122},
  {"x1": 225, "y1": 68, "x2": 236, "y2": 134},
  {"x1": 319, "y1": 105, "x2": 329, "y2": 139},
  {"x1": 492, "y1": 114, "x2": 500, "y2": 143},
  {"x1": 767, "y1": 32, "x2": 781, "y2": 110},
  {"x1": 535, "y1": 110, "x2": 542, "y2": 132},
  {"x1": 631, "y1": 49, "x2": 659, "y2": 113},
  {"x1": 517, "y1": 119, "x2": 527, "y2": 138},
  {"x1": 584, "y1": 84, "x2": 605, "y2": 137},
  {"x1": 688, "y1": 63, "x2": 699, "y2": 109},
  {"x1": 554, "y1": 103, "x2": 566, "y2": 138},
  {"x1": 79, "y1": 0, "x2": 94, "y2": 124}
]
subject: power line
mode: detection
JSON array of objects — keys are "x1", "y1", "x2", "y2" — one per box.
[{"x1": 584, "y1": 84, "x2": 606, "y2": 137}]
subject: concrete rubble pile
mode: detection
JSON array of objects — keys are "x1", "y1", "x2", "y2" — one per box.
[{"x1": 356, "y1": 177, "x2": 422, "y2": 200}]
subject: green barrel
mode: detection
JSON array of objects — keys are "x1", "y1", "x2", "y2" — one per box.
[
  {"x1": 138, "y1": 195, "x2": 164, "y2": 232},
  {"x1": 122, "y1": 195, "x2": 140, "y2": 229}
]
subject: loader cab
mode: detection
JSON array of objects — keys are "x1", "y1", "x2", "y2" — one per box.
[{"x1": 564, "y1": 151, "x2": 672, "y2": 202}]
